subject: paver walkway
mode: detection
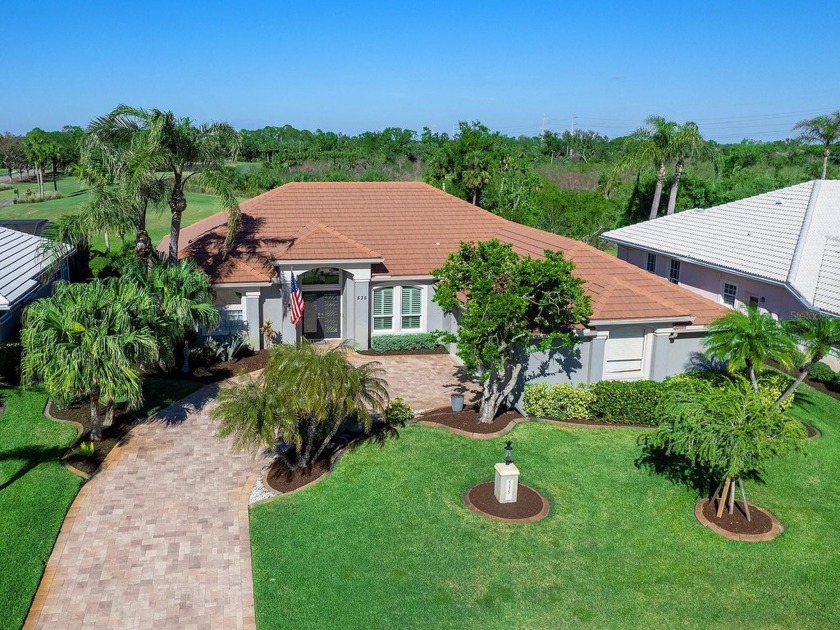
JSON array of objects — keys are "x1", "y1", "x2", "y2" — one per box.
[
  {"x1": 349, "y1": 352, "x2": 480, "y2": 412},
  {"x1": 25, "y1": 385, "x2": 264, "y2": 630}
]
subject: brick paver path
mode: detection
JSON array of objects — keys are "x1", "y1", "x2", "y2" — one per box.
[
  {"x1": 25, "y1": 385, "x2": 264, "y2": 630},
  {"x1": 349, "y1": 352, "x2": 480, "y2": 412}
]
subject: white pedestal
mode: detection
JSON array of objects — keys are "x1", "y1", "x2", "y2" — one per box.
[{"x1": 494, "y1": 463, "x2": 519, "y2": 504}]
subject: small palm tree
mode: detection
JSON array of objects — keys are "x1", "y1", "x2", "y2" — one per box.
[
  {"x1": 645, "y1": 377, "x2": 805, "y2": 521},
  {"x1": 21, "y1": 278, "x2": 159, "y2": 440},
  {"x1": 704, "y1": 306, "x2": 797, "y2": 391},
  {"x1": 775, "y1": 314, "x2": 840, "y2": 407},
  {"x1": 793, "y1": 111, "x2": 840, "y2": 180},
  {"x1": 213, "y1": 342, "x2": 389, "y2": 470}
]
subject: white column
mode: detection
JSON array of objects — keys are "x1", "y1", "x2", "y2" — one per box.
[{"x1": 244, "y1": 291, "x2": 261, "y2": 350}]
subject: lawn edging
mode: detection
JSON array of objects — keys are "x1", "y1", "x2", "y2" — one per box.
[
  {"x1": 42, "y1": 401, "x2": 89, "y2": 480},
  {"x1": 694, "y1": 499, "x2": 783, "y2": 542},
  {"x1": 417, "y1": 415, "x2": 655, "y2": 439}
]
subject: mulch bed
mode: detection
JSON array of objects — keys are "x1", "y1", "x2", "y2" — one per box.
[
  {"x1": 420, "y1": 407, "x2": 522, "y2": 434},
  {"x1": 357, "y1": 346, "x2": 448, "y2": 357},
  {"x1": 157, "y1": 349, "x2": 270, "y2": 385},
  {"x1": 465, "y1": 481, "x2": 548, "y2": 522},
  {"x1": 700, "y1": 498, "x2": 774, "y2": 536},
  {"x1": 803, "y1": 422, "x2": 820, "y2": 439},
  {"x1": 49, "y1": 402, "x2": 139, "y2": 476},
  {"x1": 265, "y1": 457, "x2": 331, "y2": 493}
]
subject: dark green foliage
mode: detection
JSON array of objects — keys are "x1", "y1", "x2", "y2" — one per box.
[
  {"x1": 589, "y1": 380, "x2": 665, "y2": 425},
  {"x1": 521, "y1": 383, "x2": 593, "y2": 419},
  {"x1": 385, "y1": 397, "x2": 414, "y2": 425},
  {"x1": 87, "y1": 242, "x2": 135, "y2": 278},
  {"x1": 809, "y1": 362, "x2": 838, "y2": 384},
  {"x1": 0, "y1": 342, "x2": 22, "y2": 384},
  {"x1": 534, "y1": 184, "x2": 621, "y2": 247},
  {"x1": 370, "y1": 333, "x2": 440, "y2": 353}
]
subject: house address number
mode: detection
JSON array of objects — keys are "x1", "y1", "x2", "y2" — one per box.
[{"x1": 356, "y1": 295, "x2": 368, "y2": 301}]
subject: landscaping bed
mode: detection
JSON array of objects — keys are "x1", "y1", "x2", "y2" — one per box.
[
  {"x1": 419, "y1": 406, "x2": 522, "y2": 434},
  {"x1": 179, "y1": 348, "x2": 270, "y2": 384},
  {"x1": 698, "y1": 498, "x2": 774, "y2": 536},
  {"x1": 265, "y1": 457, "x2": 331, "y2": 493},
  {"x1": 465, "y1": 481, "x2": 548, "y2": 522},
  {"x1": 545, "y1": 417, "x2": 654, "y2": 428},
  {"x1": 357, "y1": 346, "x2": 448, "y2": 357}
]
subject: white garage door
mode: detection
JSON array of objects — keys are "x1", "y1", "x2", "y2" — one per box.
[{"x1": 604, "y1": 327, "x2": 647, "y2": 378}]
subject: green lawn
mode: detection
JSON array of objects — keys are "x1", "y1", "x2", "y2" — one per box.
[
  {"x1": 0, "y1": 175, "x2": 245, "y2": 249},
  {"x1": 250, "y1": 386, "x2": 840, "y2": 629},
  {"x1": 0, "y1": 387, "x2": 82, "y2": 630}
]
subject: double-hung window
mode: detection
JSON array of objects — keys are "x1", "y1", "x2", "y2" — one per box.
[
  {"x1": 669, "y1": 259, "x2": 681, "y2": 284},
  {"x1": 401, "y1": 287, "x2": 422, "y2": 330},
  {"x1": 723, "y1": 282, "x2": 737, "y2": 307},
  {"x1": 646, "y1": 253, "x2": 657, "y2": 274},
  {"x1": 373, "y1": 287, "x2": 394, "y2": 331}
]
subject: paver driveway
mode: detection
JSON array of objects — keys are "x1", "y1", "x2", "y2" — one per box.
[
  {"x1": 26, "y1": 384, "x2": 264, "y2": 630},
  {"x1": 349, "y1": 352, "x2": 480, "y2": 412}
]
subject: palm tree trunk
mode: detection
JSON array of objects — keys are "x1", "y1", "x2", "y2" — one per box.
[
  {"x1": 103, "y1": 399, "x2": 116, "y2": 428},
  {"x1": 52, "y1": 159, "x2": 58, "y2": 191},
  {"x1": 822, "y1": 146, "x2": 830, "y2": 180},
  {"x1": 168, "y1": 178, "x2": 187, "y2": 267},
  {"x1": 747, "y1": 361, "x2": 759, "y2": 392},
  {"x1": 648, "y1": 163, "x2": 666, "y2": 220},
  {"x1": 90, "y1": 397, "x2": 103, "y2": 441},
  {"x1": 104, "y1": 231, "x2": 111, "y2": 252},
  {"x1": 666, "y1": 160, "x2": 684, "y2": 215},
  {"x1": 774, "y1": 362, "x2": 816, "y2": 409}
]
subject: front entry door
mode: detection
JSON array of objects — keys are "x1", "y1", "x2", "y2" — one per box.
[{"x1": 302, "y1": 291, "x2": 341, "y2": 340}]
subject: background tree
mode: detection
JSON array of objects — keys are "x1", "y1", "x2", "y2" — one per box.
[
  {"x1": 20, "y1": 278, "x2": 159, "y2": 440},
  {"x1": 0, "y1": 132, "x2": 25, "y2": 181},
  {"x1": 433, "y1": 240, "x2": 592, "y2": 423},
  {"x1": 793, "y1": 111, "x2": 840, "y2": 179},
  {"x1": 213, "y1": 342, "x2": 389, "y2": 470},
  {"x1": 644, "y1": 378, "x2": 805, "y2": 520},
  {"x1": 616, "y1": 116, "x2": 678, "y2": 220},
  {"x1": 22, "y1": 128, "x2": 52, "y2": 198},
  {"x1": 666, "y1": 121, "x2": 714, "y2": 215},
  {"x1": 89, "y1": 105, "x2": 242, "y2": 265},
  {"x1": 775, "y1": 313, "x2": 840, "y2": 407},
  {"x1": 703, "y1": 306, "x2": 796, "y2": 391}
]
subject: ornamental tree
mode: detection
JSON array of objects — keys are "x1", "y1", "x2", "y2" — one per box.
[
  {"x1": 644, "y1": 378, "x2": 805, "y2": 520},
  {"x1": 432, "y1": 240, "x2": 592, "y2": 423}
]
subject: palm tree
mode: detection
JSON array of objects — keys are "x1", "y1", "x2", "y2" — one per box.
[
  {"x1": 615, "y1": 116, "x2": 678, "y2": 220},
  {"x1": 793, "y1": 111, "x2": 840, "y2": 179},
  {"x1": 775, "y1": 314, "x2": 840, "y2": 407},
  {"x1": 213, "y1": 342, "x2": 389, "y2": 470},
  {"x1": 20, "y1": 278, "x2": 159, "y2": 440},
  {"x1": 124, "y1": 258, "x2": 220, "y2": 367},
  {"x1": 704, "y1": 306, "x2": 797, "y2": 391},
  {"x1": 665, "y1": 121, "x2": 715, "y2": 215},
  {"x1": 88, "y1": 105, "x2": 242, "y2": 266}
]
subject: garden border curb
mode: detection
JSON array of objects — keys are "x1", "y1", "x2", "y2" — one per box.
[
  {"x1": 42, "y1": 400, "x2": 89, "y2": 480},
  {"x1": 417, "y1": 416, "x2": 655, "y2": 439},
  {"x1": 694, "y1": 499, "x2": 783, "y2": 542}
]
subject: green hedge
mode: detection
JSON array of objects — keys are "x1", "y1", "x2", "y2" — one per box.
[
  {"x1": 522, "y1": 383, "x2": 593, "y2": 419},
  {"x1": 370, "y1": 333, "x2": 440, "y2": 353},
  {"x1": 809, "y1": 362, "x2": 838, "y2": 385},
  {"x1": 589, "y1": 380, "x2": 665, "y2": 425}
]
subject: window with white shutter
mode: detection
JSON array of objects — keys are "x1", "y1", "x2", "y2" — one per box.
[
  {"x1": 401, "y1": 287, "x2": 422, "y2": 330},
  {"x1": 604, "y1": 327, "x2": 647, "y2": 377},
  {"x1": 373, "y1": 287, "x2": 394, "y2": 331}
]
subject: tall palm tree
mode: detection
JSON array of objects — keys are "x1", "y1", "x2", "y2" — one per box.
[
  {"x1": 704, "y1": 306, "x2": 797, "y2": 391},
  {"x1": 775, "y1": 314, "x2": 840, "y2": 407},
  {"x1": 793, "y1": 111, "x2": 840, "y2": 179},
  {"x1": 20, "y1": 278, "x2": 159, "y2": 440},
  {"x1": 214, "y1": 342, "x2": 389, "y2": 470},
  {"x1": 88, "y1": 105, "x2": 242, "y2": 266},
  {"x1": 665, "y1": 121, "x2": 715, "y2": 215},
  {"x1": 615, "y1": 116, "x2": 678, "y2": 220}
]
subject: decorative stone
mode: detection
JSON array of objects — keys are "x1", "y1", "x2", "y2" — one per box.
[{"x1": 494, "y1": 462, "x2": 519, "y2": 503}]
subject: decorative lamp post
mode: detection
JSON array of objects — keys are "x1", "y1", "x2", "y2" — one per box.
[
  {"x1": 494, "y1": 440, "x2": 519, "y2": 504},
  {"x1": 504, "y1": 440, "x2": 513, "y2": 466}
]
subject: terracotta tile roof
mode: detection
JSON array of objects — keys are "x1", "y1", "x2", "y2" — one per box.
[{"x1": 161, "y1": 182, "x2": 728, "y2": 325}]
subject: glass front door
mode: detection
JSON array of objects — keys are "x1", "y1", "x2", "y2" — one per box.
[{"x1": 302, "y1": 291, "x2": 341, "y2": 339}]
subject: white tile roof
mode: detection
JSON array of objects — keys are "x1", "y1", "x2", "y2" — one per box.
[
  {"x1": 602, "y1": 180, "x2": 840, "y2": 316},
  {"x1": 0, "y1": 226, "x2": 55, "y2": 309}
]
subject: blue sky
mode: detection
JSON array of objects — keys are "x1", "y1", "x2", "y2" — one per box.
[{"x1": 4, "y1": 1, "x2": 838, "y2": 141}]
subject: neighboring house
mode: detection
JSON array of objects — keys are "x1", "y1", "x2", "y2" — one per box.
[
  {"x1": 602, "y1": 180, "x2": 840, "y2": 321},
  {"x1": 0, "y1": 225, "x2": 69, "y2": 340},
  {"x1": 161, "y1": 182, "x2": 727, "y2": 399}
]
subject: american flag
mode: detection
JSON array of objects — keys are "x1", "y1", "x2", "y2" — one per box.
[{"x1": 289, "y1": 273, "x2": 304, "y2": 326}]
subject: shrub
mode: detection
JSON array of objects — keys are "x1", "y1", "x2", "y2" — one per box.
[
  {"x1": 0, "y1": 342, "x2": 22, "y2": 384},
  {"x1": 71, "y1": 441, "x2": 96, "y2": 458},
  {"x1": 756, "y1": 371, "x2": 796, "y2": 411},
  {"x1": 809, "y1": 362, "x2": 837, "y2": 384},
  {"x1": 666, "y1": 369, "x2": 796, "y2": 411},
  {"x1": 370, "y1": 333, "x2": 440, "y2": 353},
  {"x1": 0, "y1": 183, "x2": 12, "y2": 191},
  {"x1": 522, "y1": 383, "x2": 593, "y2": 419},
  {"x1": 589, "y1": 380, "x2": 665, "y2": 425},
  {"x1": 205, "y1": 332, "x2": 250, "y2": 363},
  {"x1": 16, "y1": 190, "x2": 63, "y2": 203},
  {"x1": 385, "y1": 397, "x2": 414, "y2": 424}
]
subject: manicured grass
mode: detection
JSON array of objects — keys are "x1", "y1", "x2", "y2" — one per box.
[
  {"x1": 0, "y1": 387, "x2": 82, "y2": 630},
  {"x1": 250, "y1": 387, "x2": 840, "y2": 629},
  {"x1": 0, "y1": 175, "x2": 245, "y2": 250}
]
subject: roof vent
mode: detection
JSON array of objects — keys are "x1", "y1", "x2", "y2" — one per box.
[{"x1": 775, "y1": 200, "x2": 783, "y2": 205}]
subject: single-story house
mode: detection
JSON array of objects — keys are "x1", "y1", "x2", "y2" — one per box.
[
  {"x1": 601, "y1": 180, "x2": 840, "y2": 321},
  {"x1": 0, "y1": 225, "x2": 70, "y2": 340},
  {"x1": 161, "y1": 182, "x2": 728, "y2": 396}
]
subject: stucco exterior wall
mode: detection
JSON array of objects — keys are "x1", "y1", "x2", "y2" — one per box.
[{"x1": 620, "y1": 246, "x2": 807, "y2": 320}]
